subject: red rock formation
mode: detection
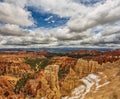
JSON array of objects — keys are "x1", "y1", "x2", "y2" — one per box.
[
  {"x1": 0, "y1": 49, "x2": 119, "y2": 98},
  {"x1": 60, "y1": 59, "x2": 104, "y2": 96},
  {"x1": 24, "y1": 79, "x2": 41, "y2": 96},
  {"x1": 68, "y1": 50, "x2": 103, "y2": 56},
  {"x1": 24, "y1": 65, "x2": 61, "y2": 99},
  {"x1": 68, "y1": 49, "x2": 120, "y2": 64},
  {"x1": 60, "y1": 68, "x2": 80, "y2": 95},
  {"x1": 0, "y1": 77, "x2": 14, "y2": 97},
  {"x1": 50, "y1": 56, "x2": 77, "y2": 70},
  {"x1": 74, "y1": 59, "x2": 104, "y2": 77}
]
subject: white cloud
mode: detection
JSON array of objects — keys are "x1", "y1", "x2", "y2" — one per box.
[
  {"x1": 68, "y1": 0, "x2": 120, "y2": 32},
  {"x1": 0, "y1": 0, "x2": 120, "y2": 48},
  {"x1": 0, "y1": 26, "x2": 58, "y2": 47},
  {"x1": 100, "y1": 25, "x2": 120, "y2": 36},
  {"x1": 0, "y1": 23, "x2": 119, "y2": 48},
  {"x1": 0, "y1": 2, "x2": 34, "y2": 26},
  {"x1": 28, "y1": 0, "x2": 92, "y2": 17},
  {"x1": 4, "y1": 0, "x2": 27, "y2": 8},
  {"x1": 45, "y1": 16, "x2": 53, "y2": 21},
  {"x1": 0, "y1": 24, "x2": 31, "y2": 36},
  {"x1": 0, "y1": 25, "x2": 92, "y2": 48},
  {"x1": 80, "y1": 25, "x2": 120, "y2": 47}
]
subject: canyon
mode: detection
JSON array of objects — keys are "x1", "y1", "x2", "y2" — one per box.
[{"x1": 0, "y1": 49, "x2": 119, "y2": 99}]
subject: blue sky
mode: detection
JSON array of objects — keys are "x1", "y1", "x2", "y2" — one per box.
[
  {"x1": 25, "y1": 0, "x2": 103, "y2": 29},
  {"x1": 0, "y1": 0, "x2": 120, "y2": 48},
  {"x1": 80, "y1": 0, "x2": 104, "y2": 5},
  {"x1": 26, "y1": 0, "x2": 101, "y2": 28},
  {"x1": 27, "y1": 6, "x2": 69, "y2": 28},
  {"x1": 26, "y1": 0, "x2": 102, "y2": 29}
]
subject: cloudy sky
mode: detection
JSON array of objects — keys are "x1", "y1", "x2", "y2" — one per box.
[{"x1": 0, "y1": 0, "x2": 120, "y2": 48}]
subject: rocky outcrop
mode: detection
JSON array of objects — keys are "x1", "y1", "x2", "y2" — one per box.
[
  {"x1": 60, "y1": 68, "x2": 80, "y2": 96},
  {"x1": 68, "y1": 49, "x2": 120, "y2": 64},
  {"x1": 74, "y1": 59, "x2": 104, "y2": 77},
  {"x1": 0, "y1": 49, "x2": 119, "y2": 99},
  {"x1": 50, "y1": 56, "x2": 77, "y2": 70},
  {"x1": 68, "y1": 50, "x2": 103, "y2": 56},
  {"x1": 62, "y1": 59, "x2": 120, "y2": 99},
  {"x1": 60, "y1": 59, "x2": 104, "y2": 96},
  {"x1": 0, "y1": 77, "x2": 14, "y2": 96},
  {"x1": 39, "y1": 64, "x2": 61, "y2": 99},
  {"x1": 84, "y1": 59, "x2": 120, "y2": 99},
  {"x1": 0, "y1": 62, "x2": 31, "y2": 76},
  {"x1": 24, "y1": 65, "x2": 61, "y2": 99},
  {"x1": 0, "y1": 77, "x2": 24, "y2": 98}
]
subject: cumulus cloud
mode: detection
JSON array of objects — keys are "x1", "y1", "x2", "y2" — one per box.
[
  {"x1": 80, "y1": 25, "x2": 120, "y2": 47},
  {"x1": 0, "y1": 25, "x2": 93, "y2": 48},
  {"x1": 4, "y1": 0, "x2": 27, "y2": 8},
  {"x1": 100, "y1": 25, "x2": 120, "y2": 36},
  {"x1": 0, "y1": 2, "x2": 33, "y2": 26},
  {"x1": 1, "y1": 35, "x2": 58, "y2": 47},
  {"x1": 27, "y1": 0, "x2": 92, "y2": 17},
  {"x1": 0, "y1": 26, "x2": 58, "y2": 47},
  {"x1": 68, "y1": 0, "x2": 120, "y2": 32},
  {"x1": 0, "y1": 0, "x2": 120, "y2": 48},
  {"x1": 0, "y1": 24, "x2": 31, "y2": 36}
]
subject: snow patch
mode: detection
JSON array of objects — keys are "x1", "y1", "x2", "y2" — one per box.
[
  {"x1": 62, "y1": 73, "x2": 109, "y2": 99},
  {"x1": 72, "y1": 85, "x2": 85, "y2": 96},
  {"x1": 96, "y1": 81, "x2": 110, "y2": 89}
]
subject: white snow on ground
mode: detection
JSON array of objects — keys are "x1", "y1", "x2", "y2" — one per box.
[
  {"x1": 72, "y1": 85, "x2": 85, "y2": 96},
  {"x1": 96, "y1": 81, "x2": 110, "y2": 89},
  {"x1": 88, "y1": 74, "x2": 98, "y2": 79},
  {"x1": 62, "y1": 73, "x2": 110, "y2": 99},
  {"x1": 80, "y1": 74, "x2": 101, "y2": 99}
]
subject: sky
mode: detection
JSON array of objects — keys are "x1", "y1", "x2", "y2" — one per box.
[{"x1": 0, "y1": 0, "x2": 120, "y2": 48}]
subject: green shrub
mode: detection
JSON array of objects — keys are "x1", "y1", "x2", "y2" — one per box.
[
  {"x1": 14, "y1": 74, "x2": 30, "y2": 94},
  {"x1": 58, "y1": 69, "x2": 69, "y2": 80},
  {"x1": 25, "y1": 58, "x2": 49, "y2": 71}
]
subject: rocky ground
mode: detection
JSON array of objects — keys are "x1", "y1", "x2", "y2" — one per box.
[{"x1": 0, "y1": 49, "x2": 119, "y2": 99}]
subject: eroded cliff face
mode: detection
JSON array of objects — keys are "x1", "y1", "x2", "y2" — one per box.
[
  {"x1": 37, "y1": 65, "x2": 61, "y2": 99},
  {"x1": 68, "y1": 49, "x2": 120, "y2": 64},
  {"x1": 60, "y1": 68, "x2": 80, "y2": 96},
  {"x1": 84, "y1": 60, "x2": 120, "y2": 99},
  {"x1": 24, "y1": 65, "x2": 61, "y2": 99},
  {"x1": 0, "y1": 50, "x2": 119, "y2": 99},
  {"x1": 0, "y1": 57, "x2": 31, "y2": 76},
  {"x1": 50, "y1": 56, "x2": 77, "y2": 70},
  {"x1": 60, "y1": 59, "x2": 104, "y2": 96},
  {"x1": 62, "y1": 60, "x2": 120, "y2": 99},
  {"x1": 74, "y1": 59, "x2": 104, "y2": 77},
  {"x1": 0, "y1": 77, "x2": 14, "y2": 96},
  {"x1": 0, "y1": 77, "x2": 24, "y2": 99},
  {"x1": 24, "y1": 58, "x2": 108, "y2": 98}
]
